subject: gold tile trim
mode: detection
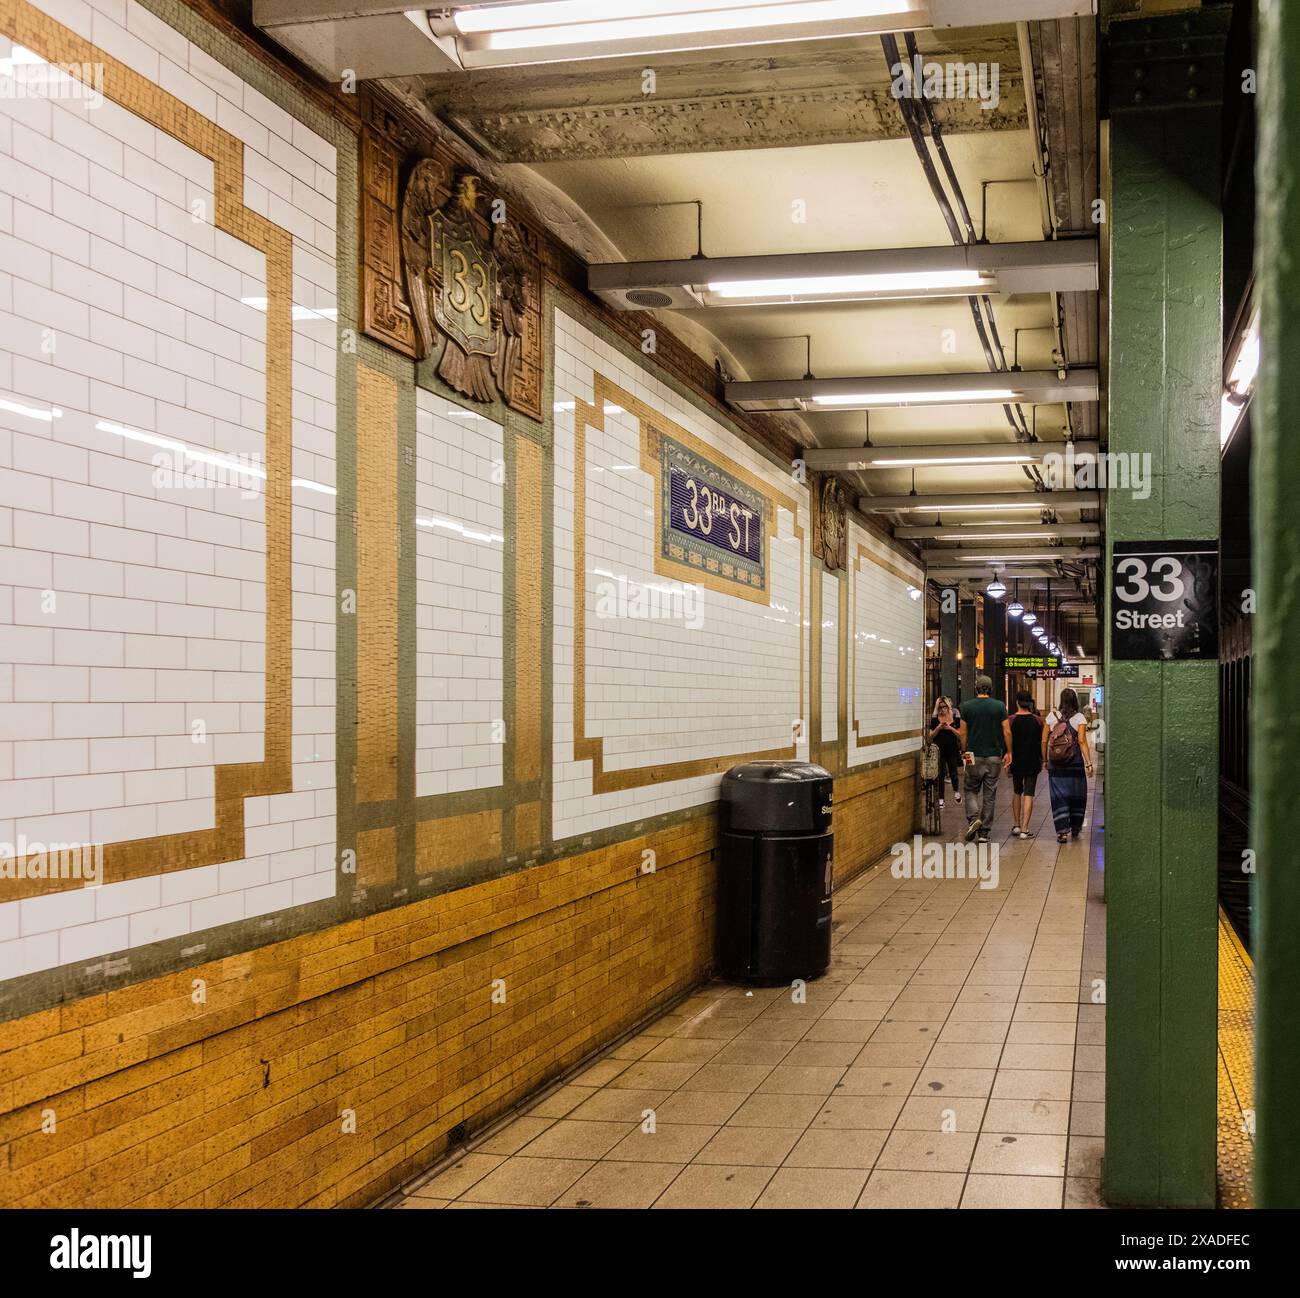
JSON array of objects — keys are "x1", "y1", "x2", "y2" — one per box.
[
  {"x1": 571, "y1": 374, "x2": 804, "y2": 794},
  {"x1": 512, "y1": 801, "x2": 541, "y2": 852},
  {"x1": 415, "y1": 810, "x2": 503, "y2": 874},
  {"x1": 850, "y1": 541, "x2": 924, "y2": 751},
  {"x1": 0, "y1": 0, "x2": 295, "y2": 900},
  {"x1": 355, "y1": 826, "x2": 397, "y2": 890},
  {"x1": 513, "y1": 437, "x2": 543, "y2": 787},
  {"x1": 356, "y1": 363, "x2": 399, "y2": 805}
]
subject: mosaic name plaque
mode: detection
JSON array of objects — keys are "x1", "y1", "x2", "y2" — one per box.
[{"x1": 660, "y1": 434, "x2": 768, "y2": 596}]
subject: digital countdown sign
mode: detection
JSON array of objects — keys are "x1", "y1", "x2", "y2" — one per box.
[{"x1": 1003, "y1": 653, "x2": 1061, "y2": 671}]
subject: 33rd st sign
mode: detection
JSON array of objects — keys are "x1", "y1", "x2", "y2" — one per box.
[{"x1": 1111, "y1": 540, "x2": 1219, "y2": 661}]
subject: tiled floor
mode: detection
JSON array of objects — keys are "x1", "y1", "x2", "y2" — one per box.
[{"x1": 391, "y1": 765, "x2": 1107, "y2": 1209}]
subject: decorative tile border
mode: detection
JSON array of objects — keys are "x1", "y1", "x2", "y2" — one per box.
[
  {"x1": 571, "y1": 372, "x2": 804, "y2": 795},
  {"x1": 0, "y1": 0, "x2": 294, "y2": 901}
]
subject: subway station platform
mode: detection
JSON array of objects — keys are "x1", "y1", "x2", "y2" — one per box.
[
  {"x1": 4, "y1": 0, "x2": 1298, "y2": 1260},
  {"x1": 388, "y1": 776, "x2": 1107, "y2": 1209}
]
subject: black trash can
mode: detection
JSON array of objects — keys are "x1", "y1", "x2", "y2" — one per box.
[{"x1": 716, "y1": 760, "x2": 834, "y2": 984}]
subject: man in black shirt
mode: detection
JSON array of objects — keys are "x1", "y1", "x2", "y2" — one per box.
[{"x1": 1007, "y1": 691, "x2": 1044, "y2": 839}]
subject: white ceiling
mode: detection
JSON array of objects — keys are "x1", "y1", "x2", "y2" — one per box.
[{"x1": 525, "y1": 118, "x2": 1072, "y2": 510}]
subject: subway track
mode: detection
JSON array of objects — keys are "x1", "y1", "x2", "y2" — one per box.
[{"x1": 1218, "y1": 779, "x2": 1253, "y2": 954}]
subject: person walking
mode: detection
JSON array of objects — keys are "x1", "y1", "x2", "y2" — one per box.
[
  {"x1": 957, "y1": 674, "x2": 1010, "y2": 844},
  {"x1": 1043, "y1": 686, "x2": 1094, "y2": 842},
  {"x1": 927, "y1": 696, "x2": 963, "y2": 808},
  {"x1": 1007, "y1": 691, "x2": 1044, "y2": 839}
]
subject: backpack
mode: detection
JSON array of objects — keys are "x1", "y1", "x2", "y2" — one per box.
[
  {"x1": 1047, "y1": 718, "x2": 1080, "y2": 767},
  {"x1": 921, "y1": 740, "x2": 940, "y2": 781}
]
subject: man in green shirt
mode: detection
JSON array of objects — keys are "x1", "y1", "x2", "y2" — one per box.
[{"x1": 957, "y1": 675, "x2": 1012, "y2": 844}]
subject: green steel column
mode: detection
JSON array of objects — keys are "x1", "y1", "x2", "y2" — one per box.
[
  {"x1": 1103, "y1": 9, "x2": 1227, "y2": 1208},
  {"x1": 1254, "y1": 0, "x2": 1300, "y2": 1210},
  {"x1": 940, "y1": 590, "x2": 959, "y2": 702},
  {"x1": 959, "y1": 598, "x2": 977, "y2": 699},
  {"x1": 985, "y1": 597, "x2": 1008, "y2": 703}
]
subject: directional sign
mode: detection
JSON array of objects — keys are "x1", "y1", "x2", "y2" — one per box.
[
  {"x1": 1003, "y1": 653, "x2": 1060, "y2": 671},
  {"x1": 1111, "y1": 540, "x2": 1218, "y2": 660}
]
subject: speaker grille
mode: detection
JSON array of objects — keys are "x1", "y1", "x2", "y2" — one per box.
[{"x1": 625, "y1": 289, "x2": 675, "y2": 308}]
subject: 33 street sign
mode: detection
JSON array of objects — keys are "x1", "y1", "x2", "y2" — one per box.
[{"x1": 1111, "y1": 540, "x2": 1219, "y2": 660}]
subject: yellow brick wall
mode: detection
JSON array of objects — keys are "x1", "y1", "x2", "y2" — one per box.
[
  {"x1": 832, "y1": 755, "x2": 920, "y2": 889},
  {"x1": 0, "y1": 763, "x2": 913, "y2": 1208}
]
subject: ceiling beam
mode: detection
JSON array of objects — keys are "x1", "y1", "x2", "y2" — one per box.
[
  {"x1": 727, "y1": 368, "x2": 1099, "y2": 410},
  {"x1": 919, "y1": 545, "x2": 1101, "y2": 562},
  {"x1": 896, "y1": 522, "x2": 1101, "y2": 539},
  {"x1": 808, "y1": 440, "x2": 1098, "y2": 470},
  {"x1": 859, "y1": 489, "x2": 1100, "y2": 511},
  {"x1": 589, "y1": 239, "x2": 1098, "y2": 311}
]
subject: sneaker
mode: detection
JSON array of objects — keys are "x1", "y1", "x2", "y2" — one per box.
[
  {"x1": 1011, "y1": 825, "x2": 1021, "y2": 837},
  {"x1": 963, "y1": 818, "x2": 982, "y2": 842},
  {"x1": 977, "y1": 835, "x2": 990, "y2": 845},
  {"x1": 939, "y1": 798, "x2": 945, "y2": 808},
  {"x1": 1019, "y1": 830, "x2": 1034, "y2": 840},
  {"x1": 955, "y1": 793, "x2": 963, "y2": 805}
]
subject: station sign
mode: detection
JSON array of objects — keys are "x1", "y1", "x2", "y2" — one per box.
[
  {"x1": 1003, "y1": 653, "x2": 1060, "y2": 671},
  {"x1": 1111, "y1": 540, "x2": 1219, "y2": 661},
  {"x1": 1026, "y1": 665, "x2": 1079, "y2": 679}
]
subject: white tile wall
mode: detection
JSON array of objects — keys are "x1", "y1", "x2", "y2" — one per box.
[
  {"x1": 552, "y1": 310, "x2": 809, "y2": 840},
  {"x1": 0, "y1": 0, "x2": 337, "y2": 980},
  {"x1": 820, "y1": 569, "x2": 838, "y2": 744},
  {"x1": 848, "y1": 520, "x2": 925, "y2": 767},
  {"x1": 414, "y1": 391, "x2": 503, "y2": 797}
]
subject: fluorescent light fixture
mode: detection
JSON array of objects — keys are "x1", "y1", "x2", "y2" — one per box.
[
  {"x1": 703, "y1": 269, "x2": 995, "y2": 306},
  {"x1": 707, "y1": 269, "x2": 988, "y2": 298},
  {"x1": 589, "y1": 240, "x2": 1099, "y2": 309},
  {"x1": 1227, "y1": 307, "x2": 1260, "y2": 395},
  {"x1": 255, "y1": 2, "x2": 1097, "y2": 79},
  {"x1": 812, "y1": 388, "x2": 1015, "y2": 408},
  {"x1": 727, "y1": 369, "x2": 1099, "y2": 413},
  {"x1": 1221, "y1": 305, "x2": 1260, "y2": 452},
  {"x1": 432, "y1": 0, "x2": 920, "y2": 65},
  {"x1": 1076, "y1": 644, "x2": 1085, "y2": 657},
  {"x1": 871, "y1": 454, "x2": 1033, "y2": 466}
]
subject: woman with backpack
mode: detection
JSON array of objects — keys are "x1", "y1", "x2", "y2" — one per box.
[{"x1": 1042, "y1": 687, "x2": 1094, "y2": 842}]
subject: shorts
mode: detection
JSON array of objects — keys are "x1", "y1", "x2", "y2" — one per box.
[{"x1": 1012, "y1": 771, "x2": 1039, "y2": 796}]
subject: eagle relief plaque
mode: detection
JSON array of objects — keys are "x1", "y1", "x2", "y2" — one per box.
[
  {"x1": 361, "y1": 137, "x2": 543, "y2": 421},
  {"x1": 813, "y1": 474, "x2": 847, "y2": 572},
  {"x1": 399, "y1": 161, "x2": 542, "y2": 420}
]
